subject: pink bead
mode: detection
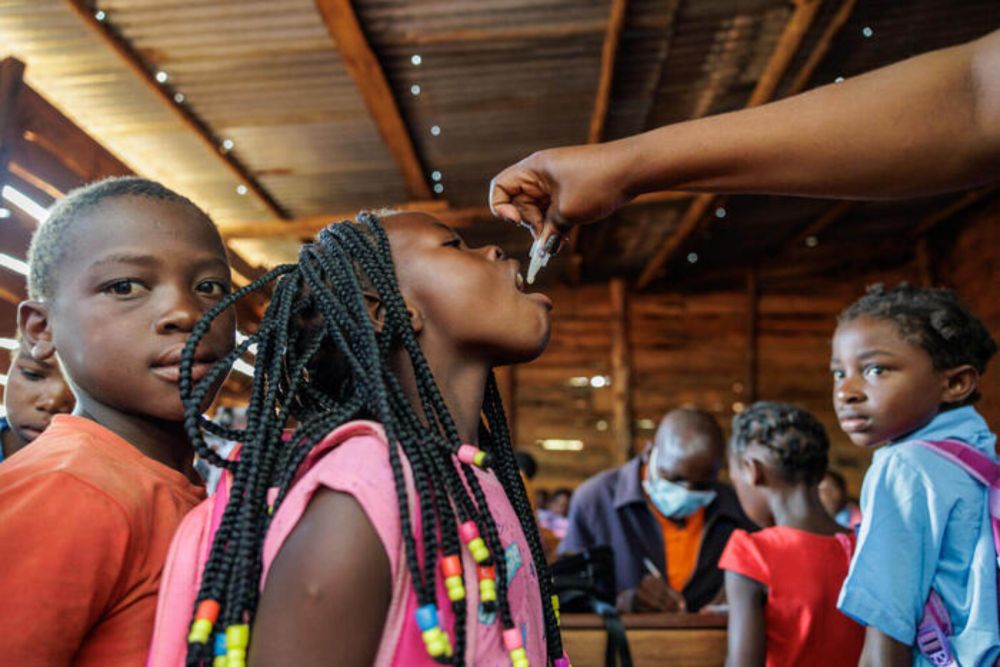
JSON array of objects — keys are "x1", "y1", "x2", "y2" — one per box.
[
  {"x1": 554, "y1": 658, "x2": 570, "y2": 667},
  {"x1": 458, "y1": 520, "x2": 479, "y2": 542},
  {"x1": 502, "y1": 628, "x2": 523, "y2": 651},
  {"x1": 457, "y1": 444, "x2": 478, "y2": 465}
]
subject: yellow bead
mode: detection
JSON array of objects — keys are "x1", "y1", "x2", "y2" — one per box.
[
  {"x1": 213, "y1": 657, "x2": 228, "y2": 667},
  {"x1": 480, "y1": 580, "x2": 497, "y2": 602},
  {"x1": 226, "y1": 624, "x2": 250, "y2": 649},
  {"x1": 226, "y1": 648, "x2": 246, "y2": 667},
  {"x1": 473, "y1": 451, "x2": 487, "y2": 467},
  {"x1": 422, "y1": 627, "x2": 443, "y2": 644},
  {"x1": 187, "y1": 618, "x2": 213, "y2": 644},
  {"x1": 445, "y1": 575, "x2": 466, "y2": 601},
  {"x1": 468, "y1": 538, "x2": 490, "y2": 563}
]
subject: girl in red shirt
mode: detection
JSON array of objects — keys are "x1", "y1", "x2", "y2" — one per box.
[{"x1": 720, "y1": 401, "x2": 864, "y2": 666}]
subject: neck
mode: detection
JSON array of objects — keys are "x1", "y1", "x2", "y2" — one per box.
[
  {"x1": 396, "y1": 339, "x2": 490, "y2": 446},
  {"x1": 767, "y1": 483, "x2": 845, "y2": 535},
  {"x1": 74, "y1": 396, "x2": 198, "y2": 482}
]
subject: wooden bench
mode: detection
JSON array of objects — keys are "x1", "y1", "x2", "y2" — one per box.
[{"x1": 560, "y1": 612, "x2": 727, "y2": 667}]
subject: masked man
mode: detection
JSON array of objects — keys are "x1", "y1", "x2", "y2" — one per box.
[{"x1": 559, "y1": 409, "x2": 755, "y2": 612}]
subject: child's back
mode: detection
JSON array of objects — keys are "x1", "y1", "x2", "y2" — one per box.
[
  {"x1": 721, "y1": 526, "x2": 862, "y2": 666},
  {"x1": 723, "y1": 401, "x2": 864, "y2": 666}
]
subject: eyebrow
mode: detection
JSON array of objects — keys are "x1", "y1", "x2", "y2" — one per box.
[
  {"x1": 88, "y1": 253, "x2": 230, "y2": 274},
  {"x1": 431, "y1": 221, "x2": 460, "y2": 239}
]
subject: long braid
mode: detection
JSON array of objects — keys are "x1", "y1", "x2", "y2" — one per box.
[{"x1": 179, "y1": 214, "x2": 563, "y2": 665}]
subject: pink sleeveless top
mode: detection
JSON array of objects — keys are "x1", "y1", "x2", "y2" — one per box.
[{"x1": 148, "y1": 421, "x2": 547, "y2": 666}]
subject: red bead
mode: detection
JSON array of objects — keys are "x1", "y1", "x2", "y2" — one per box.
[
  {"x1": 477, "y1": 565, "x2": 496, "y2": 581},
  {"x1": 195, "y1": 599, "x2": 220, "y2": 624},
  {"x1": 441, "y1": 555, "x2": 463, "y2": 578},
  {"x1": 502, "y1": 627, "x2": 524, "y2": 650}
]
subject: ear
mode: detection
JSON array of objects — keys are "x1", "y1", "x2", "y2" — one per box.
[
  {"x1": 400, "y1": 295, "x2": 424, "y2": 335},
  {"x1": 18, "y1": 301, "x2": 56, "y2": 362},
  {"x1": 361, "y1": 290, "x2": 387, "y2": 334},
  {"x1": 941, "y1": 364, "x2": 979, "y2": 405},
  {"x1": 740, "y1": 454, "x2": 767, "y2": 488}
]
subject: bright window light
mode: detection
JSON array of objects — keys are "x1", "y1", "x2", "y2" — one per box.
[
  {"x1": 1, "y1": 185, "x2": 49, "y2": 222},
  {"x1": 537, "y1": 439, "x2": 584, "y2": 452},
  {"x1": 0, "y1": 253, "x2": 29, "y2": 276},
  {"x1": 0, "y1": 373, "x2": 7, "y2": 386},
  {"x1": 0, "y1": 338, "x2": 19, "y2": 351}
]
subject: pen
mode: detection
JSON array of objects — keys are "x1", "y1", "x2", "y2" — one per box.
[{"x1": 642, "y1": 557, "x2": 663, "y2": 579}]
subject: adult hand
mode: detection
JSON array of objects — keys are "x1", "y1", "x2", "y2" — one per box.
[
  {"x1": 488, "y1": 142, "x2": 636, "y2": 252},
  {"x1": 632, "y1": 574, "x2": 687, "y2": 613}
]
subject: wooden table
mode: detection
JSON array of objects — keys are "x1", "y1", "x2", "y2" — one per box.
[{"x1": 560, "y1": 612, "x2": 727, "y2": 667}]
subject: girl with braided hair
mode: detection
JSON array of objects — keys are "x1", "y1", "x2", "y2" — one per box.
[
  {"x1": 149, "y1": 212, "x2": 568, "y2": 666},
  {"x1": 719, "y1": 401, "x2": 864, "y2": 667}
]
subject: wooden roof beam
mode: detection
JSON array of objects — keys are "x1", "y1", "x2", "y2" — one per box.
[
  {"x1": 65, "y1": 0, "x2": 287, "y2": 219},
  {"x1": 637, "y1": 0, "x2": 824, "y2": 290},
  {"x1": 0, "y1": 58, "x2": 26, "y2": 187},
  {"x1": 566, "y1": 0, "x2": 629, "y2": 273},
  {"x1": 315, "y1": 0, "x2": 432, "y2": 200},
  {"x1": 785, "y1": 200, "x2": 856, "y2": 249}
]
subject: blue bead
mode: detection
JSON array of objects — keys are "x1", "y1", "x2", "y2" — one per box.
[
  {"x1": 415, "y1": 604, "x2": 439, "y2": 631},
  {"x1": 214, "y1": 633, "x2": 227, "y2": 656}
]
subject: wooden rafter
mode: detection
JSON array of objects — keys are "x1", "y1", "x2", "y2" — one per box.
[
  {"x1": 566, "y1": 0, "x2": 629, "y2": 271},
  {"x1": 637, "y1": 0, "x2": 825, "y2": 290},
  {"x1": 785, "y1": 200, "x2": 856, "y2": 249},
  {"x1": 909, "y1": 187, "x2": 995, "y2": 238},
  {"x1": 786, "y1": 0, "x2": 859, "y2": 96},
  {"x1": 0, "y1": 58, "x2": 25, "y2": 187},
  {"x1": 65, "y1": 0, "x2": 287, "y2": 219},
  {"x1": 315, "y1": 0, "x2": 432, "y2": 200}
]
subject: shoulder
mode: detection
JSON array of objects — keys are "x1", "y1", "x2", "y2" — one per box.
[
  {"x1": 719, "y1": 528, "x2": 770, "y2": 582},
  {"x1": 571, "y1": 466, "x2": 622, "y2": 509},
  {"x1": 708, "y1": 483, "x2": 755, "y2": 528},
  {"x1": 865, "y1": 439, "x2": 982, "y2": 498}
]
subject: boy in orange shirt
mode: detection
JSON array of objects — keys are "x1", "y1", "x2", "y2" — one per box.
[{"x1": 0, "y1": 177, "x2": 236, "y2": 666}]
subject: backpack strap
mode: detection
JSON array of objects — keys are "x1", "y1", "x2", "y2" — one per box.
[{"x1": 911, "y1": 439, "x2": 1000, "y2": 667}]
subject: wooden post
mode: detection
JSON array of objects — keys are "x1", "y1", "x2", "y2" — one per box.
[
  {"x1": 745, "y1": 268, "x2": 759, "y2": 403},
  {"x1": 0, "y1": 58, "x2": 26, "y2": 189},
  {"x1": 494, "y1": 365, "x2": 518, "y2": 446},
  {"x1": 610, "y1": 278, "x2": 634, "y2": 464}
]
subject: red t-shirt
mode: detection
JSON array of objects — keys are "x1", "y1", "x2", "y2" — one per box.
[
  {"x1": 0, "y1": 415, "x2": 205, "y2": 666},
  {"x1": 719, "y1": 526, "x2": 865, "y2": 667}
]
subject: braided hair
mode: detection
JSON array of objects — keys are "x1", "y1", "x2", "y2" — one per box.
[
  {"x1": 177, "y1": 213, "x2": 564, "y2": 666},
  {"x1": 731, "y1": 402, "x2": 830, "y2": 485},
  {"x1": 838, "y1": 283, "x2": 997, "y2": 406}
]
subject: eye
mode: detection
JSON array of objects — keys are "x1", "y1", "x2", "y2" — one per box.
[
  {"x1": 196, "y1": 280, "x2": 230, "y2": 297},
  {"x1": 18, "y1": 368, "x2": 44, "y2": 382},
  {"x1": 863, "y1": 365, "x2": 885, "y2": 378},
  {"x1": 830, "y1": 368, "x2": 845, "y2": 381},
  {"x1": 103, "y1": 279, "x2": 146, "y2": 297},
  {"x1": 443, "y1": 238, "x2": 462, "y2": 249}
]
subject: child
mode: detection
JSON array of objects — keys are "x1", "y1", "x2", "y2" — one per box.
[
  {"x1": 149, "y1": 212, "x2": 567, "y2": 666},
  {"x1": 818, "y1": 469, "x2": 861, "y2": 528},
  {"x1": 0, "y1": 336, "x2": 74, "y2": 461},
  {"x1": 832, "y1": 284, "x2": 999, "y2": 665},
  {"x1": 720, "y1": 401, "x2": 864, "y2": 666},
  {"x1": 0, "y1": 177, "x2": 236, "y2": 665}
]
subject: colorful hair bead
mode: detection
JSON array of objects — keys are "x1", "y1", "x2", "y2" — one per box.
[
  {"x1": 553, "y1": 657, "x2": 571, "y2": 667},
  {"x1": 416, "y1": 605, "x2": 453, "y2": 659},
  {"x1": 551, "y1": 594, "x2": 561, "y2": 624},
  {"x1": 459, "y1": 520, "x2": 491, "y2": 563},
  {"x1": 213, "y1": 633, "x2": 228, "y2": 667},
  {"x1": 479, "y1": 577, "x2": 497, "y2": 603},
  {"x1": 503, "y1": 627, "x2": 528, "y2": 667},
  {"x1": 187, "y1": 599, "x2": 221, "y2": 644},
  {"x1": 441, "y1": 555, "x2": 466, "y2": 602},
  {"x1": 225, "y1": 624, "x2": 250, "y2": 667},
  {"x1": 457, "y1": 444, "x2": 490, "y2": 469}
]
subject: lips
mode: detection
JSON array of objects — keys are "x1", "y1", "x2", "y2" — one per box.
[
  {"x1": 838, "y1": 414, "x2": 871, "y2": 433},
  {"x1": 509, "y1": 260, "x2": 553, "y2": 310},
  {"x1": 151, "y1": 343, "x2": 218, "y2": 384}
]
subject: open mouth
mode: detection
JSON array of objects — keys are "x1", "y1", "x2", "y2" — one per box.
[{"x1": 838, "y1": 415, "x2": 871, "y2": 433}]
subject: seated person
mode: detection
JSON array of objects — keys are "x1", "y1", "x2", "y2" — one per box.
[
  {"x1": 560, "y1": 408, "x2": 755, "y2": 612},
  {"x1": 818, "y1": 469, "x2": 861, "y2": 528},
  {"x1": 0, "y1": 336, "x2": 74, "y2": 462},
  {"x1": 537, "y1": 487, "x2": 571, "y2": 538}
]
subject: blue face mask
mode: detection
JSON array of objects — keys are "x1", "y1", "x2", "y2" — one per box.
[{"x1": 642, "y1": 447, "x2": 717, "y2": 519}]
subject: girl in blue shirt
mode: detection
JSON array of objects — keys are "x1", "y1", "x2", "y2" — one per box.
[{"x1": 830, "y1": 284, "x2": 998, "y2": 666}]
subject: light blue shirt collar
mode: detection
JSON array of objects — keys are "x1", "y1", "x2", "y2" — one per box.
[{"x1": 891, "y1": 405, "x2": 996, "y2": 456}]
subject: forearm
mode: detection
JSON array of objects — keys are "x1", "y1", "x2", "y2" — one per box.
[
  {"x1": 618, "y1": 30, "x2": 999, "y2": 200},
  {"x1": 858, "y1": 628, "x2": 912, "y2": 667}
]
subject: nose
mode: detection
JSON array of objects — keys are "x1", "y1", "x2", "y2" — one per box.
[
  {"x1": 155, "y1": 287, "x2": 201, "y2": 334},
  {"x1": 480, "y1": 244, "x2": 506, "y2": 262},
  {"x1": 835, "y1": 375, "x2": 865, "y2": 405},
  {"x1": 40, "y1": 380, "x2": 75, "y2": 415}
]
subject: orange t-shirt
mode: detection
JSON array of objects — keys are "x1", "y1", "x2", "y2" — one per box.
[
  {"x1": 641, "y1": 464, "x2": 705, "y2": 591},
  {"x1": 0, "y1": 415, "x2": 205, "y2": 666}
]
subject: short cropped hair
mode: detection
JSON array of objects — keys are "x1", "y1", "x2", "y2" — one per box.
[
  {"x1": 838, "y1": 284, "x2": 997, "y2": 405},
  {"x1": 27, "y1": 177, "x2": 211, "y2": 301}
]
